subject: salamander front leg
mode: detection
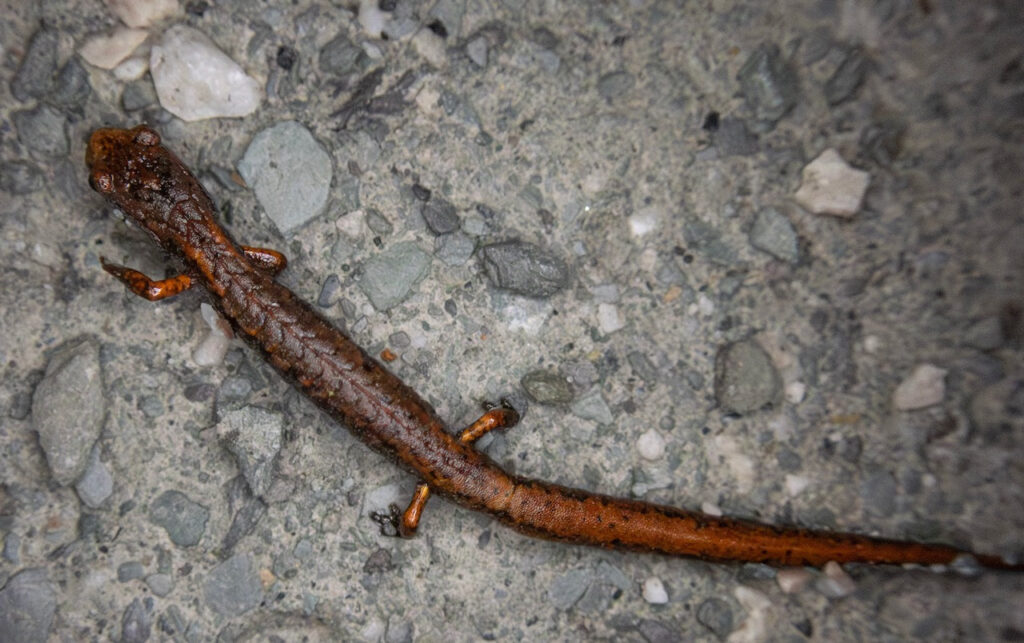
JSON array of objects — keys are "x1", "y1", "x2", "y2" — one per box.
[
  {"x1": 370, "y1": 403, "x2": 520, "y2": 538},
  {"x1": 242, "y1": 246, "x2": 288, "y2": 275},
  {"x1": 100, "y1": 256, "x2": 193, "y2": 301}
]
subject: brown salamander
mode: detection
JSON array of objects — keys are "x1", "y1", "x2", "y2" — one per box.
[{"x1": 86, "y1": 124, "x2": 1021, "y2": 571}]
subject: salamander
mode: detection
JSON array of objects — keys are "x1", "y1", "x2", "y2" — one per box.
[{"x1": 85, "y1": 124, "x2": 1022, "y2": 571}]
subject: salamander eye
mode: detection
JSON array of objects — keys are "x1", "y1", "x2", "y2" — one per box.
[
  {"x1": 90, "y1": 171, "x2": 114, "y2": 194},
  {"x1": 134, "y1": 127, "x2": 160, "y2": 147}
]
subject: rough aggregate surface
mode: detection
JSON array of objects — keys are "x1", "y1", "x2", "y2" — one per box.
[{"x1": 1, "y1": 1, "x2": 1023, "y2": 641}]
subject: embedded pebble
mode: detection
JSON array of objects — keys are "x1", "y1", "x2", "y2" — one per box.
[
  {"x1": 785, "y1": 474, "x2": 810, "y2": 497},
  {"x1": 893, "y1": 363, "x2": 947, "y2": 410},
  {"x1": 11, "y1": 26, "x2": 58, "y2": 101},
  {"x1": 420, "y1": 197, "x2": 460, "y2": 234},
  {"x1": 629, "y1": 207, "x2": 659, "y2": 237},
  {"x1": 730, "y1": 585, "x2": 772, "y2": 642},
  {"x1": 151, "y1": 25, "x2": 263, "y2": 121},
  {"x1": 466, "y1": 36, "x2": 488, "y2": 67},
  {"x1": 193, "y1": 303, "x2": 233, "y2": 367},
  {"x1": 117, "y1": 561, "x2": 145, "y2": 582},
  {"x1": 79, "y1": 27, "x2": 148, "y2": 70},
  {"x1": 106, "y1": 0, "x2": 177, "y2": 28},
  {"x1": 597, "y1": 71, "x2": 635, "y2": 100},
  {"x1": 738, "y1": 43, "x2": 799, "y2": 123},
  {"x1": 776, "y1": 568, "x2": 813, "y2": 594},
  {"x1": 628, "y1": 350, "x2": 659, "y2": 386},
  {"x1": 794, "y1": 148, "x2": 870, "y2": 218},
  {"x1": 2, "y1": 162, "x2": 44, "y2": 194},
  {"x1": 570, "y1": 389, "x2": 614, "y2": 425},
  {"x1": 784, "y1": 381, "x2": 806, "y2": 404},
  {"x1": 597, "y1": 303, "x2": 624, "y2": 334},
  {"x1": 481, "y1": 241, "x2": 570, "y2": 297},
  {"x1": 713, "y1": 118, "x2": 759, "y2": 156},
  {"x1": 238, "y1": 121, "x2": 332, "y2": 234},
  {"x1": 75, "y1": 447, "x2": 114, "y2": 508},
  {"x1": 412, "y1": 29, "x2": 448, "y2": 68},
  {"x1": 204, "y1": 553, "x2": 262, "y2": 616},
  {"x1": 357, "y1": 242, "x2": 431, "y2": 311},
  {"x1": 319, "y1": 33, "x2": 365, "y2": 77},
  {"x1": 122, "y1": 78, "x2": 159, "y2": 111},
  {"x1": 121, "y1": 597, "x2": 153, "y2": 643},
  {"x1": 860, "y1": 469, "x2": 898, "y2": 517},
  {"x1": 714, "y1": 339, "x2": 781, "y2": 414},
  {"x1": 32, "y1": 339, "x2": 105, "y2": 486},
  {"x1": 217, "y1": 406, "x2": 284, "y2": 498},
  {"x1": 436, "y1": 231, "x2": 476, "y2": 266},
  {"x1": 696, "y1": 597, "x2": 733, "y2": 638},
  {"x1": 149, "y1": 490, "x2": 210, "y2": 547},
  {"x1": 636, "y1": 429, "x2": 666, "y2": 460},
  {"x1": 521, "y1": 370, "x2": 574, "y2": 405},
  {"x1": 815, "y1": 561, "x2": 857, "y2": 598},
  {"x1": 701, "y1": 501, "x2": 724, "y2": 517},
  {"x1": 49, "y1": 58, "x2": 92, "y2": 106},
  {"x1": 548, "y1": 568, "x2": 591, "y2": 610},
  {"x1": 146, "y1": 573, "x2": 173, "y2": 597},
  {"x1": 358, "y1": 0, "x2": 388, "y2": 38},
  {"x1": 641, "y1": 577, "x2": 669, "y2": 604},
  {"x1": 749, "y1": 207, "x2": 799, "y2": 263},
  {"x1": 0, "y1": 568, "x2": 56, "y2": 641},
  {"x1": 113, "y1": 56, "x2": 150, "y2": 81},
  {"x1": 14, "y1": 104, "x2": 68, "y2": 157},
  {"x1": 825, "y1": 48, "x2": 867, "y2": 105},
  {"x1": 963, "y1": 316, "x2": 1004, "y2": 351}
]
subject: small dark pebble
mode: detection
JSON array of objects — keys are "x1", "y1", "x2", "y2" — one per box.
[
  {"x1": 11, "y1": 26, "x2": 59, "y2": 102},
  {"x1": 480, "y1": 240, "x2": 569, "y2": 297},
  {"x1": 696, "y1": 597, "x2": 734, "y2": 639},
  {"x1": 420, "y1": 197, "x2": 460, "y2": 235},
  {"x1": 363, "y1": 548, "x2": 393, "y2": 574},
  {"x1": 317, "y1": 274, "x2": 343, "y2": 307},
  {"x1": 411, "y1": 183, "x2": 432, "y2": 201},
  {"x1": 276, "y1": 46, "x2": 298, "y2": 71}
]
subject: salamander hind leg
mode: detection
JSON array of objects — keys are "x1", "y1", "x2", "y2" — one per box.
[
  {"x1": 242, "y1": 246, "x2": 288, "y2": 275},
  {"x1": 100, "y1": 257, "x2": 193, "y2": 301},
  {"x1": 371, "y1": 404, "x2": 521, "y2": 539},
  {"x1": 370, "y1": 483, "x2": 430, "y2": 538}
]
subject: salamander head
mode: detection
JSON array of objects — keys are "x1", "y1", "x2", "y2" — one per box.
[
  {"x1": 86, "y1": 124, "x2": 163, "y2": 195},
  {"x1": 86, "y1": 124, "x2": 192, "y2": 240}
]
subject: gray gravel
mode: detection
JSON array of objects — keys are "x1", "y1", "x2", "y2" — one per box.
[{"x1": 2, "y1": 2, "x2": 1023, "y2": 641}]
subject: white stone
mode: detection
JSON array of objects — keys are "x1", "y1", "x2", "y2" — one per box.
[
  {"x1": 893, "y1": 363, "x2": 947, "y2": 410},
  {"x1": 113, "y1": 55, "x2": 150, "y2": 81},
  {"x1": 641, "y1": 577, "x2": 668, "y2": 604},
  {"x1": 412, "y1": 28, "x2": 448, "y2": 67},
  {"x1": 358, "y1": 0, "x2": 387, "y2": 39},
  {"x1": 784, "y1": 474, "x2": 810, "y2": 497},
  {"x1": 794, "y1": 148, "x2": 870, "y2": 217},
  {"x1": 629, "y1": 207, "x2": 660, "y2": 237},
  {"x1": 815, "y1": 561, "x2": 857, "y2": 598},
  {"x1": 636, "y1": 429, "x2": 666, "y2": 461},
  {"x1": 697, "y1": 293, "x2": 715, "y2": 316},
  {"x1": 776, "y1": 568, "x2": 813, "y2": 594},
  {"x1": 597, "y1": 303, "x2": 625, "y2": 334},
  {"x1": 863, "y1": 334, "x2": 881, "y2": 353},
  {"x1": 728, "y1": 586, "x2": 773, "y2": 643},
  {"x1": 193, "y1": 303, "x2": 232, "y2": 366},
  {"x1": 80, "y1": 27, "x2": 149, "y2": 70},
  {"x1": 701, "y1": 501, "x2": 723, "y2": 517},
  {"x1": 150, "y1": 25, "x2": 263, "y2": 121},
  {"x1": 638, "y1": 247, "x2": 658, "y2": 272},
  {"x1": 106, "y1": 0, "x2": 177, "y2": 28},
  {"x1": 784, "y1": 380, "x2": 806, "y2": 404}
]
